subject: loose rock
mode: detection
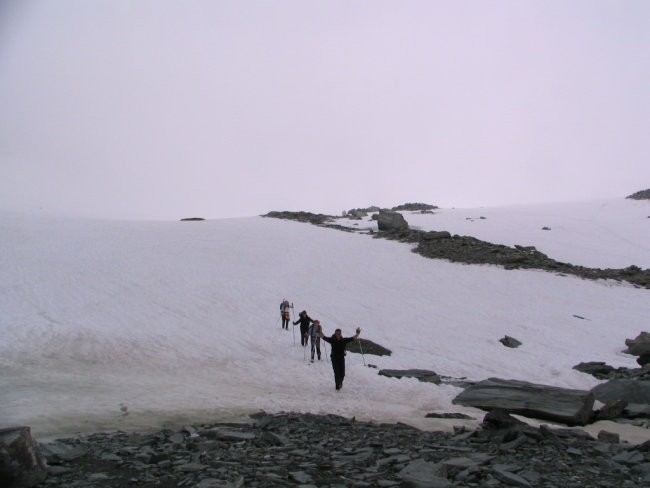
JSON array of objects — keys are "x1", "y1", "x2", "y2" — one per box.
[{"x1": 28, "y1": 412, "x2": 649, "y2": 487}]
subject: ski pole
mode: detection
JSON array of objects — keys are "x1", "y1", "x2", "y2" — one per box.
[
  {"x1": 358, "y1": 330, "x2": 366, "y2": 367},
  {"x1": 291, "y1": 303, "x2": 296, "y2": 346}
]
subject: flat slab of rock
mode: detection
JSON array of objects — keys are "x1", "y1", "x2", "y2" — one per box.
[
  {"x1": 199, "y1": 428, "x2": 255, "y2": 441},
  {"x1": 452, "y1": 377, "x2": 595, "y2": 426},
  {"x1": 398, "y1": 459, "x2": 452, "y2": 487},
  {"x1": 378, "y1": 369, "x2": 441, "y2": 384},
  {"x1": 41, "y1": 442, "x2": 88, "y2": 463},
  {"x1": 573, "y1": 361, "x2": 616, "y2": 379}
]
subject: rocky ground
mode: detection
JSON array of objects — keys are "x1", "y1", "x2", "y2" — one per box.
[{"x1": 35, "y1": 411, "x2": 650, "y2": 488}]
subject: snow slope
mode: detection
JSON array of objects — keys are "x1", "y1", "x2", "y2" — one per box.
[{"x1": 0, "y1": 199, "x2": 648, "y2": 441}]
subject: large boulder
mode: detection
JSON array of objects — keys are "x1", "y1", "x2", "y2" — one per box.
[
  {"x1": 624, "y1": 332, "x2": 650, "y2": 356},
  {"x1": 345, "y1": 338, "x2": 391, "y2": 356},
  {"x1": 591, "y1": 379, "x2": 650, "y2": 404},
  {"x1": 499, "y1": 335, "x2": 522, "y2": 348},
  {"x1": 0, "y1": 427, "x2": 47, "y2": 487},
  {"x1": 377, "y1": 211, "x2": 409, "y2": 231},
  {"x1": 452, "y1": 377, "x2": 595, "y2": 426}
]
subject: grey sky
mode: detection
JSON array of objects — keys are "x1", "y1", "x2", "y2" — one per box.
[{"x1": 1, "y1": 1, "x2": 649, "y2": 220}]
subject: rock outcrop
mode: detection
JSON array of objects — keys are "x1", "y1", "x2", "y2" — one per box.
[
  {"x1": 627, "y1": 189, "x2": 650, "y2": 200},
  {"x1": 262, "y1": 211, "x2": 334, "y2": 225},
  {"x1": 263, "y1": 206, "x2": 650, "y2": 289},
  {"x1": 391, "y1": 203, "x2": 438, "y2": 211},
  {"x1": 499, "y1": 335, "x2": 522, "y2": 348},
  {"x1": 377, "y1": 227, "x2": 650, "y2": 289}
]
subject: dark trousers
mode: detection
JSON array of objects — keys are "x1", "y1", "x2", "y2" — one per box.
[
  {"x1": 281, "y1": 313, "x2": 289, "y2": 329},
  {"x1": 300, "y1": 325, "x2": 309, "y2": 346},
  {"x1": 310, "y1": 337, "x2": 321, "y2": 360},
  {"x1": 331, "y1": 355, "x2": 345, "y2": 389}
]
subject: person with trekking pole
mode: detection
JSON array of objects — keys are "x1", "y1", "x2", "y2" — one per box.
[
  {"x1": 280, "y1": 299, "x2": 292, "y2": 330},
  {"x1": 293, "y1": 310, "x2": 313, "y2": 347},
  {"x1": 320, "y1": 326, "x2": 361, "y2": 391},
  {"x1": 305, "y1": 320, "x2": 323, "y2": 363}
]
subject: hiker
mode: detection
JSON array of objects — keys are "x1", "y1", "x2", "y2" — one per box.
[
  {"x1": 305, "y1": 319, "x2": 323, "y2": 362},
  {"x1": 280, "y1": 299, "x2": 292, "y2": 330},
  {"x1": 293, "y1": 310, "x2": 313, "y2": 346},
  {"x1": 320, "y1": 326, "x2": 361, "y2": 390}
]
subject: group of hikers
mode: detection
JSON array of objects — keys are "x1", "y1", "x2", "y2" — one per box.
[{"x1": 280, "y1": 299, "x2": 361, "y2": 391}]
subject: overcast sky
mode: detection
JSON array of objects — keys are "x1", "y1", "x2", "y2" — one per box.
[{"x1": 1, "y1": 1, "x2": 649, "y2": 220}]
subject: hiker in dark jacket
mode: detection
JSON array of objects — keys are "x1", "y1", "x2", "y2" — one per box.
[
  {"x1": 320, "y1": 326, "x2": 361, "y2": 390},
  {"x1": 293, "y1": 310, "x2": 313, "y2": 346},
  {"x1": 305, "y1": 320, "x2": 323, "y2": 362}
]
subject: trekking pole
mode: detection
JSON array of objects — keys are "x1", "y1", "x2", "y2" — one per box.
[
  {"x1": 291, "y1": 303, "x2": 296, "y2": 346},
  {"x1": 358, "y1": 330, "x2": 366, "y2": 367}
]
